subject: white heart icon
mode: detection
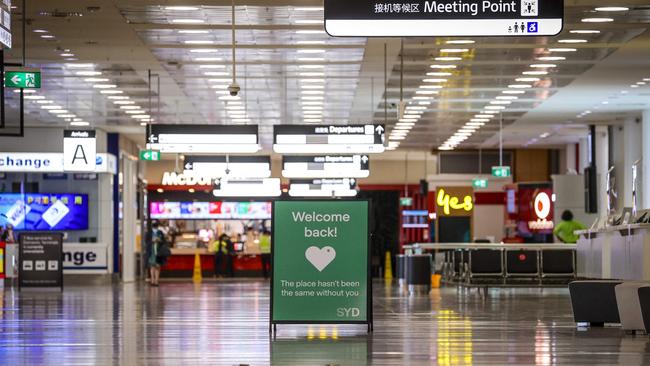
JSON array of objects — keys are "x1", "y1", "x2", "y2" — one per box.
[{"x1": 305, "y1": 246, "x2": 336, "y2": 272}]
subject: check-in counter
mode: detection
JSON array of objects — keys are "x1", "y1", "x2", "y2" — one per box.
[{"x1": 576, "y1": 224, "x2": 650, "y2": 281}]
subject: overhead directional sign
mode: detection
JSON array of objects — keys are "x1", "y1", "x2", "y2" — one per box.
[
  {"x1": 492, "y1": 166, "x2": 511, "y2": 178},
  {"x1": 282, "y1": 155, "x2": 370, "y2": 178},
  {"x1": 139, "y1": 149, "x2": 160, "y2": 161},
  {"x1": 288, "y1": 178, "x2": 358, "y2": 197},
  {"x1": 63, "y1": 130, "x2": 97, "y2": 172},
  {"x1": 146, "y1": 124, "x2": 260, "y2": 154},
  {"x1": 274, "y1": 124, "x2": 385, "y2": 154},
  {"x1": 324, "y1": 0, "x2": 563, "y2": 37},
  {"x1": 213, "y1": 178, "x2": 281, "y2": 197},
  {"x1": 5, "y1": 69, "x2": 41, "y2": 88},
  {"x1": 183, "y1": 155, "x2": 271, "y2": 179},
  {"x1": 0, "y1": 1, "x2": 11, "y2": 48}
]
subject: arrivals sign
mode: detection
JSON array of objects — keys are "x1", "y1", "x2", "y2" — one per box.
[
  {"x1": 271, "y1": 200, "x2": 371, "y2": 329},
  {"x1": 18, "y1": 232, "x2": 64, "y2": 289},
  {"x1": 63, "y1": 130, "x2": 97, "y2": 172},
  {"x1": 324, "y1": 0, "x2": 563, "y2": 37}
]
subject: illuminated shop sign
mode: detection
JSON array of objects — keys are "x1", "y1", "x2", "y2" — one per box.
[
  {"x1": 0, "y1": 153, "x2": 115, "y2": 174},
  {"x1": 324, "y1": 0, "x2": 564, "y2": 37},
  {"x1": 436, "y1": 187, "x2": 473, "y2": 216},
  {"x1": 161, "y1": 171, "x2": 213, "y2": 186},
  {"x1": 528, "y1": 191, "x2": 554, "y2": 230}
]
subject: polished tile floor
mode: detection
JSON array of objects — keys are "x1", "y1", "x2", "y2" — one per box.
[{"x1": 1, "y1": 279, "x2": 649, "y2": 365}]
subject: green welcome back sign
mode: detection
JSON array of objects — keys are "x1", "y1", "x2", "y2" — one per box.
[{"x1": 271, "y1": 200, "x2": 371, "y2": 330}]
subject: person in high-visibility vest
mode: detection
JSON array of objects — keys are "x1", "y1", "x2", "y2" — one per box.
[
  {"x1": 212, "y1": 233, "x2": 234, "y2": 278},
  {"x1": 259, "y1": 230, "x2": 271, "y2": 279}
]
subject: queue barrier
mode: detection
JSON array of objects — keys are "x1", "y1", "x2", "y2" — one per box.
[{"x1": 405, "y1": 243, "x2": 577, "y2": 285}]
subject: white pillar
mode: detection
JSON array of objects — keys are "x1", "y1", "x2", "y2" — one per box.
[
  {"x1": 578, "y1": 137, "x2": 590, "y2": 173},
  {"x1": 595, "y1": 126, "x2": 609, "y2": 219},
  {"x1": 565, "y1": 143, "x2": 577, "y2": 174},
  {"x1": 121, "y1": 158, "x2": 137, "y2": 282},
  {"x1": 642, "y1": 111, "x2": 650, "y2": 209},
  {"x1": 623, "y1": 117, "x2": 642, "y2": 208}
]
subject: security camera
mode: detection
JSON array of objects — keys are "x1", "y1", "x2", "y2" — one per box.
[{"x1": 228, "y1": 82, "x2": 240, "y2": 97}]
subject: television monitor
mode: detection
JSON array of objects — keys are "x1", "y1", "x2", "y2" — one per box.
[{"x1": 0, "y1": 193, "x2": 89, "y2": 231}]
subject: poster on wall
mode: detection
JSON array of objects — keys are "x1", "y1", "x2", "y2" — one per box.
[
  {"x1": 0, "y1": 193, "x2": 89, "y2": 231},
  {"x1": 18, "y1": 232, "x2": 63, "y2": 289},
  {"x1": 271, "y1": 200, "x2": 372, "y2": 332}
]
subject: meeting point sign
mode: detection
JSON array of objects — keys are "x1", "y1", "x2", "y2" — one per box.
[{"x1": 271, "y1": 200, "x2": 371, "y2": 327}]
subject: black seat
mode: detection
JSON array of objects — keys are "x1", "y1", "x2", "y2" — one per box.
[{"x1": 569, "y1": 280, "x2": 622, "y2": 326}]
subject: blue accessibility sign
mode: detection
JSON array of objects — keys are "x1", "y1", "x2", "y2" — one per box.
[{"x1": 527, "y1": 22, "x2": 539, "y2": 33}]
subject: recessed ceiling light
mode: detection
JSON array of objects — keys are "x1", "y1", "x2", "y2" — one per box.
[
  {"x1": 496, "y1": 96, "x2": 518, "y2": 100},
  {"x1": 40, "y1": 35, "x2": 55, "y2": 39},
  {"x1": 549, "y1": 48, "x2": 577, "y2": 52},
  {"x1": 195, "y1": 57, "x2": 222, "y2": 62},
  {"x1": 446, "y1": 39, "x2": 475, "y2": 44},
  {"x1": 179, "y1": 30, "x2": 209, "y2": 34},
  {"x1": 516, "y1": 77, "x2": 540, "y2": 82},
  {"x1": 530, "y1": 63, "x2": 557, "y2": 68},
  {"x1": 75, "y1": 71, "x2": 102, "y2": 76},
  {"x1": 107, "y1": 96, "x2": 129, "y2": 100},
  {"x1": 430, "y1": 64, "x2": 457, "y2": 69},
  {"x1": 537, "y1": 56, "x2": 565, "y2": 61},
  {"x1": 70, "y1": 121, "x2": 90, "y2": 126},
  {"x1": 184, "y1": 40, "x2": 214, "y2": 45},
  {"x1": 33, "y1": 29, "x2": 48, "y2": 33},
  {"x1": 502, "y1": 90, "x2": 525, "y2": 94},
  {"x1": 84, "y1": 78, "x2": 109, "y2": 82},
  {"x1": 296, "y1": 40, "x2": 326, "y2": 45},
  {"x1": 165, "y1": 6, "x2": 200, "y2": 10},
  {"x1": 435, "y1": 56, "x2": 462, "y2": 61},
  {"x1": 199, "y1": 64, "x2": 226, "y2": 69},
  {"x1": 440, "y1": 48, "x2": 469, "y2": 53},
  {"x1": 60, "y1": 53, "x2": 74, "y2": 57},
  {"x1": 595, "y1": 6, "x2": 629, "y2": 11},
  {"x1": 120, "y1": 105, "x2": 141, "y2": 110},
  {"x1": 422, "y1": 78, "x2": 447, "y2": 83},
  {"x1": 299, "y1": 64, "x2": 325, "y2": 69},
  {"x1": 581, "y1": 17, "x2": 614, "y2": 23},
  {"x1": 558, "y1": 39, "x2": 587, "y2": 43},
  {"x1": 171, "y1": 19, "x2": 205, "y2": 24},
  {"x1": 415, "y1": 90, "x2": 439, "y2": 95},
  {"x1": 297, "y1": 57, "x2": 325, "y2": 62},
  {"x1": 474, "y1": 115, "x2": 493, "y2": 118},
  {"x1": 490, "y1": 100, "x2": 511, "y2": 105},
  {"x1": 420, "y1": 85, "x2": 443, "y2": 89},
  {"x1": 24, "y1": 95, "x2": 45, "y2": 100},
  {"x1": 508, "y1": 84, "x2": 532, "y2": 89},
  {"x1": 570, "y1": 29, "x2": 600, "y2": 34},
  {"x1": 92, "y1": 84, "x2": 117, "y2": 89},
  {"x1": 297, "y1": 49, "x2": 326, "y2": 54},
  {"x1": 113, "y1": 100, "x2": 134, "y2": 105},
  {"x1": 523, "y1": 70, "x2": 548, "y2": 75},
  {"x1": 190, "y1": 48, "x2": 217, "y2": 53},
  {"x1": 100, "y1": 90, "x2": 123, "y2": 94},
  {"x1": 36, "y1": 100, "x2": 53, "y2": 104},
  {"x1": 427, "y1": 72, "x2": 453, "y2": 76}
]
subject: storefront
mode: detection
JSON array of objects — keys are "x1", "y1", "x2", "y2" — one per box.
[{"x1": 147, "y1": 187, "x2": 271, "y2": 277}]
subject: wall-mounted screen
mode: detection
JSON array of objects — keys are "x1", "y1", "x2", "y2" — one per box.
[
  {"x1": 150, "y1": 201, "x2": 272, "y2": 220},
  {"x1": 0, "y1": 193, "x2": 89, "y2": 231}
]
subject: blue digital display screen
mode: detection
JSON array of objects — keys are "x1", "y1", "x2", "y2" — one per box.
[{"x1": 0, "y1": 193, "x2": 89, "y2": 231}]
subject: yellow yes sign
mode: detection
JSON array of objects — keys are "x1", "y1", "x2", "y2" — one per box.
[{"x1": 436, "y1": 187, "x2": 473, "y2": 216}]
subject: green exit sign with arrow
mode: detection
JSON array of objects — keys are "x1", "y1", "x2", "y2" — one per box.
[
  {"x1": 472, "y1": 178, "x2": 488, "y2": 189},
  {"x1": 139, "y1": 150, "x2": 161, "y2": 161},
  {"x1": 491, "y1": 166, "x2": 511, "y2": 178},
  {"x1": 5, "y1": 69, "x2": 41, "y2": 88}
]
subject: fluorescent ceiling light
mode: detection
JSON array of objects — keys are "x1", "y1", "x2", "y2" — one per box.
[
  {"x1": 179, "y1": 30, "x2": 209, "y2": 34},
  {"x1": 490, "y1": 100, "x2": 511, "y2": 105},
  {"x1": 297, "y1": 57, "x2": 325, "y2": 62},
  {"x1": 430, "y1": 64, "x2": 457, "y2": 69},
  {"x1": 474, "y1": 115, "x2": 493, "y2": 118},
  {"x1": 171, "y1": 19, "x2": 205, "y2": 24},
  {"x1": 581, "y1": 17, "x2": 614, "y2": 22},
  {"x1": 304, "y1": 118, "x2": 322, "y2": 123},
  {"x1": 75, "y1": 71, "x2": 102, "y2": 76},
  {"x1": 523, "y1": 71, "x2": 548, "y2": 75},
  {"x1": 515, "y1": 77, "x2": 540, "y2": 82},
  {"x1": 100, "y1": 90, "x2": 123, "y2": 94},
  {"x1": 92, "y1": 84, "x2": 117, "y2": 89},
  {"x1": 70, "y1": 121, "x2": 90, "y2": 126},
  {"x1": 60, "y1": 53, "x2": 74, "y2": 57},
  {"x1": 66, "y1": 63, "x2": 94, "y2": 68},
  {"x1": 108, "y1": 96, "x2": 129, "y2": 100},
  {"x1": 415, "y1": 90, "x2": 439, "y2": 95},
  {"x1": 41, "y1": 35, "x2": 55, "y2": 39},
  {"x1": 435, "y1": 56, "x2": 461, "y2": 61},
  {"x1": 595, "y1": 6, "x2": 628, "y2": 11},
  {"x1": 446, "y1": 39, "x2": 475, "y2": 44},
  {"x1": 300, "y1": 72, "x2": 325, "y2": 76},
  {"x1": 570, "y1": 29, "x2": 600, "y2": 34},
  {"x1": 49, "y1": 109, "x2": 68, "y2": 114},
  {"x1": 58, "y1": 114, "x2": 76, "y2": 118},
  {"x1": 420, "y1": 85, "x2": 443, "y2": 89},
  {"x1": 440, "y1": 48, "x2": 469, "y2": 53},
  {"x1": 24, "y1": 95, "x2": 45, "y2": 100},
  {"x1": 300, "y1": 78, "x2": 325, "y2": 83},
  {"x1": 297, "y1": 49, "x2": 325, "y2": 53},
  {"x1": 471, "y1": 118, "x2": 490, "y2": 122},
  {"x1": 530, "y1": 63, "x2": 556, "y2": 68},
  {"x1": 184, "y1": 40, "x2": 214, "y2": 45},
  {"x1": 302, "y1": 90, "x2": 324, "y2": 95},
  {"x1": 166, "y1": 6, "x2": 200, "y2": 10},
  {"x1": 558, "y1": 39, "x2": 587, "y2": 43},
  {"x1": 113, "y1": 100, "x2": 134, "y2": 105},
  {"x1": 41, "y1": 105, "x2": 62, "y2": 109},
  {"x1": 548, "y1": 48, "x2": 577, "y2": 52},
  {"x1": 33, "y1": 29, "x2": 48, "y2": 33},
  {"x1": 120, "y1": 105, "x2": 141, "y2": 110},
  {"x1": 427, "y1": 72, "x2": 452, "y2": 76},
  {"x1": 125, "y1": 110, "x2": 145, "y2": 114},
  {"x1": 496, "y1": 96, "x2": 518, "y2": 100},
  {"x1": 195, "y1": 57, "x2": 222, "y2": 61},
  {"x1": 84, "y1": 78, "x2": 109, "y2": 82},
  {"x1": 422, "y1": 78, "x2": 447, "y2": 83},
  {"x1": 299, "y1": 65, "x2": 325, "y2": 69},
  {"x1": 301, "y1": 96, "x2": 324, "y2": 100},
  {"x1": 485, "y1": 105, "x2": 506, "y2": 110},
  {"x1": 508, "y1": 84, "x2": 532, "y2": 89},
  {"x1": 537, "y1": 56, "x2": 565, "y2": 61},
  {"x1": 36, "y1": 100, "x2": 53, "y2": 104},
  {"x1": 190, "y1": 48, "x2": 218, "y2": 53}
]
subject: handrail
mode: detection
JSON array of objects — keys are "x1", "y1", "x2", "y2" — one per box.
[{"x1": 402, "y1": 242, "x2": 576, "y2": 253}]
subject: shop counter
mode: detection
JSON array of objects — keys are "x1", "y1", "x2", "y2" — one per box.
[
  {"x1": 576, "y1": 224, "x2": 650, "y2": 281},
  {"x1": 163, "y1": 248, "x2": 264, "y2": 277}
]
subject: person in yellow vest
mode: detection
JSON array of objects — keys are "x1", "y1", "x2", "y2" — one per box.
[
  {"x1": 212, "y1": 233, "x2": 233, "y2": 278},
  {"x1": 259, "y1": 229, "x2": 271, "y2": 279}
]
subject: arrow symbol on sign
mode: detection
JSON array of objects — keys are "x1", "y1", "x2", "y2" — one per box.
[
  {"x1": 10, "y1": 75, "x2": 20, "y2": 84},
  {"x1": 361, "y1": 155, "x2": 368, "y2": 163},
  {"x1": 185, "y1": 163, "x2": 193, "y2": 170},
  {"x1": 143, "y1": 151, "x2": 150, "y2": 159},
  {"x1": 350, "y1": 178, "x2": 356, "y2": 185},
  {"x1": 375, "y1": 125, "x2": 384, "y2": 134},
  {"x1": 148, "y1": 135, "x2": 158, "y2": 142}
]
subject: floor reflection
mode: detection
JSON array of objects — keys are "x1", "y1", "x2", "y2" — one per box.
[{"x1": 0, "y1": 279, "x2": 649, "y2": 365}]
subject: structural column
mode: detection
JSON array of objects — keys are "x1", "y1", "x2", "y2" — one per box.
[
  {"x1": 595, "y1": 126, "x2": 609, "y2": 219},
  {"x1": 622, "y1": 116, "x2": 642, "y2": 208},
  {"x1": 642, "y1": 111, "x2": 650, "y2": 209},
  {"x1": 122, "y1": 157, "x2": 137, "y2": 282}
]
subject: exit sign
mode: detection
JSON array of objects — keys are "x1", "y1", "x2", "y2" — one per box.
[
  {"x1": 5, "y1": 70, "x2": 41, "y2": 88},
  {"x1": 400, "y1": 197, "x2": 413, "y2": 206},
  {"x1": 139, "y1": 150, "x2": 161, "y2": 161},
  {"x1": 472, "y1": 178, "x2": 488, "y2": 189},
  {"x1": 492, "y1": 166, "x2": 511, "y2": 178}
]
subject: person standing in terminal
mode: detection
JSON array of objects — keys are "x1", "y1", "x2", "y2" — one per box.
[
  {"x1": 148, "y1": 222, "x2": 169, "y2": 286},
  {"x1": 1, "y1": 224, "x2": 16, "y2": 243},
  {"x1": 553, "y1": 210, "x2": 586, "y2": 244},
  {"x1": 213, "y1": 233, "x2": 233, "y2": 278},
  {"x1": 259, "y1": 229, "x2": 271, "y2": 279}
]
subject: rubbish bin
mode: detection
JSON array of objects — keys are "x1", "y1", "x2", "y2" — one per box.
[{"x1": 406, "y1": 254, "x2": 432, "y2": 294}]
